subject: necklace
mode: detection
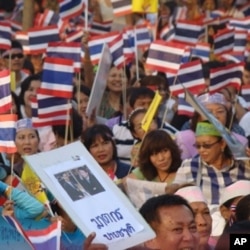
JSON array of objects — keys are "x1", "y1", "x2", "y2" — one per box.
[{"x1": 158, "y1": 172, "x2": 170, "y2": 183}]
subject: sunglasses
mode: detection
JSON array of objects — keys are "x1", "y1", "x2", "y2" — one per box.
[
  {"x1": 193, "y1": 139, "x2": 221, "y2": 149},
  {"x1": 3, "y1": 53, "x2": 24, "y2": 59}
]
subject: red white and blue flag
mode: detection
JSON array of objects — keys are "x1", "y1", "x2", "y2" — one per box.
[
  {"x1": 0, "y1": 114, "x2": 17, "y2": 153},
  {"x1": 146, "y1": 40, "x2": 186, "y2": 75},
  {"x1": 28, "y1": 25, "x2": 60, "y2": 54},
  {"x1": 40, "y1": 57, "x2": 74, "y2": 99},
  {"x1": 209, "y1": 62, "x2": 244, "y2": 93},
  {"x1": 31, "y1": 96, "x2": 71, "y2": 127},
  {"x1": 229, "y1": 17, "x2": 250, "y2": 31},
  {"x1": 213, "y1": 28, "x2": 234, "y2": 56},
  {"x1": 233, "y1": 29, "x2": 248, "y2": 53},
  {"x1": 26, "y1": 221, "x2": 61, "y2": 250},
  {"x1": 159, "y1": 24, "x2": 175, "y2": 41},
  {"x1": 190, "y1": 42, "x2": 210, "y2": 62},
  {"x1": 88, "y1": 31, "x2": 119, "y2": 64},
  {"x1": 46, "y1": 41, "x2": 82, "y2": 73},
  {"x1": 8, "y1": 20, "x2": 22, "y2": 34},
  {"x1": 14, "y1": 31, "x2": 30, "y2": 54},
  {"x1": 64, "y1": 28, "x2": 84, "y2": 43},
  {"x1": 219, "y1": 52, "x2": 245, "y2": 63},
  {"x1": 108, "y1": 33, "x2": 125, "y2": 68},
  {"x1": 123, "y1": 27, "x2": 135, "y2": 61},
  {"x1": 111, "y1": 0, "x2": 132, "y2": 17},
  {"x1": 173, "y1": 19, "x2": 204, "y2": 46},
  {"x1": 90, "y1": 20, "x2": 112, "y2": 36},
  {"x1": 0, "y1": 21, "x2": 11, "y2": 50},
  {"x1": 59, "y1": 0, "x2": 84, "y2": 20},
  {"x1": 0, "y1": 69, "x2": 12, "y2": 113},
  {"x1": 177, "y1": 94, "x2": 194, "y2": 117},
  {"x1": 169, "y1": 60, "x2": 206, "y2": 96},
  {"x1": 135, "y1": 24, "x2": 151, "y2": 48}
]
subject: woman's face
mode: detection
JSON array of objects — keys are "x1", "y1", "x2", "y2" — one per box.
[
  {"x1": 195, "y1": 135, "x2": 224, "y2": 165},
  {"x1": 107, "y1": 67, "x2": 125, "y2": 93},
  {"x1": 89, "y1": 135, "x2": 114, "y2": 166},
  {"x1": 15, "y1": 129, "x2": 39, "y2": 155},
  {"x1": 24, "y1": 80, "x2": 41, "y2": 107},
  {"x1": 150, "y1": 148, "x2": 172, "y2": 173},
  {"x1": 190, "y1": 202, "x2": 212, "y2": 247},
  {"x1": 202, "y1": 103, "x2": 227, "y2": 125},
  {"x1": 75, "y1": 92, "x2": 89, "y2": 117}
]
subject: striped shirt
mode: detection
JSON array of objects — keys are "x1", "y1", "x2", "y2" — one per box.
[{"x1": 174, "y1": 155, "x2": 250, "y2": 205}]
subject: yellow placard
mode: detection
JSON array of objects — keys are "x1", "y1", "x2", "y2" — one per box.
[
  {"x1": 132, "y1": 0, "x2": 158, "y2": 13},
  {"x1": 141, "y1": 90, "x2": 162, "y2": 132},
  {"x1": 10, "y1": 71, "x2": 16, "y2": 92}
]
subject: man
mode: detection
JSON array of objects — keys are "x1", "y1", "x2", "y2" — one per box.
[
  {"x1": 1, "y1": 40, "x2": 28, "y2": 95},
  {"x1": 139, "y1": 194, "x2": 200, "y2": 250}
]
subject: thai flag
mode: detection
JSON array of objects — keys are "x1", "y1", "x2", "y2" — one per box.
[
  {"x1": 241, "y1": 85, "x2": 250, "y2": 109},
  {"x1": 146, "y1": 40, "x2": 186, "y2": 75},
  {"x1": 14, "y1": 31, "x2": 30, "y2": 54},
  {"x1": 123, "y1": 27, "x2": 135, "y2": 61},
  {"x1": 229, "y1": 17, "x2": 250, "y2": 31},
  {"x1": 241, "y1": 3, "x2": 250, "y2": 16},
  {"x1": 46, "y1": 41, "x2": 82, "y2": 73},
  {"x1": 35, "y1": 9, "x2": 62, "y2": 29},
  {"x1": 209, "y1": 62, "x2": 244, "y2": 93},
  {"x1": 159, "y1": 24, "x2": 175, "y2": 41},
  {"x1": 59, "y1": 0, "x2": 84, "y2": 20},
  {"x1": 209, "y1": 10, "x2": 225, "y2": 18},
  {"x1": 26, "y1": 221, "x2": 61, "y2": 250},
  {"x1": 0, "y1": 114, "x2": 17, "y2": 154},
  {"x1": 0, "y1": 21, "x2": 11, "y2": 50},
  {"x1": 233, "y1": 30, "x2": 247, "y2": 53},
  {"x1": 64, "y1": 29, "x2": 84, "y2": 43},
  {"x1": 108, "y1": 33, "x2": 125, "y2": 68},
  {"x1": 173, "y1": 19, "x2": 204, "y2": 46},
  {"x1": 181, "y1": 47, "x2": 191, "y2": 63},
  {"x1": 31, "y1": 97, "x2": 71, "y2": 127},
  {"x1": 28, "y1": 25, "x2": 60, "y2": 54},
  {"x1": 8, "y1": 20, "x2": 22, "y2": 33},
  {"x1": 169, "y1": 60, "x2": 206, "y2": 96},
  {"x1": 177, "y1": 94, "x2": 194, "y2": 117},
  {"x1": 3, "y1": 215, "x2": 34, "y2": 248},
  {"x1": 40, "y1": 57, "x2": 74, "y2": 99},
  {"x1": 88, "y1": 31, "x2": 119, "y2": 64},
  {"x1": 111, "y1": 0, "x2": 132, "y2": 17},
  {"x1": 219, "y1": 52, "x2": 245, "y2": 63},
  {"x1": 191, "y1": 42, "x2": 210, "y2": 62},
  {"x1": 10, "y1": 0, "x2": 23, "y2": 21},
  {"x1": 0, "y1": 69, "x2": 12, "y2": 113},
  {"x1": 213, "y1": 28, "x2": 234, "y2": 56},
  {"x1": 90, "y1": 20, "x2": 112, "y2": 36},
  {"x1": 135, "y1": 24, "x2": 151, "y2": 48}
]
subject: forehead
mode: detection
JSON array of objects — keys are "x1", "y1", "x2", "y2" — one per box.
[
  {"x1": 195, "y1": 134, "x2": 218, "y2": 141},
  {"x1": 204, "y1": 103, "x2": 225, "y2": 110},
  {"x1": 157, "y1": 205, "x2": 194, "y2": 226},
  {"x1": 190, "y1": 202, "x2": 208, "y2": 211},
  {"x1": 16, "y1": 129, "x2": 37, "y2": 136}
]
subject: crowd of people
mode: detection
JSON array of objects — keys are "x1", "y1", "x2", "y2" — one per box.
[{"x1": 0, "y1": 0, "x2": 250, "y2": 249}]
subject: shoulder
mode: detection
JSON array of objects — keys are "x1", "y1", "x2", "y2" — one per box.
[{"x1": 116, "y1": 160, "x2": 132, "y2": 178}]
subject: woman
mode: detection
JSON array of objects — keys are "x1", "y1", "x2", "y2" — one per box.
[
  {"x1": 176, "y1": 186, "x2": 214, "y2": 250},
  {"x1": 174, "y1": 121, "x2": 250, "y2": 206},
  {"x1": 82, "y1": 124, "x2": 131, "y2": 180},
  {"x1": 128, "y1": 129, "x2": 182, "y2": 184},
  {"x1": 98, "y1": 65, "x2": 127, "y2": 119},
  {"x1": 175, "y1": 92, "x2": 247, "y2": 160}
]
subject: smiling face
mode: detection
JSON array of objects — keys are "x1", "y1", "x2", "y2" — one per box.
[
  {"x1": 24, "y1": 79, "x2": 41, "y2": 107},
  {"x1": 107, "y1": 66, "x2": 126, "y2": 93},
  {"x1": 89, "y1": 135, "x2": 114, "y2": 166},
  {"x1": 148, "y1": 205, "x2": 199, "y2": 250},
  {"x1": 15, "y1": 129, "x2": 39, "y2": 155},
  {"x1": 190, "y1": 202, "x2": 212, "y2": 247}
]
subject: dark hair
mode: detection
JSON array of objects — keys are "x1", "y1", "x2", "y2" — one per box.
[
  {"x1": 52, "y1": 109, "x2": 83, "y2": 141},
  {"x1": 73, "y1": 85, "x2": 91, "y2": 100},
  {"x1": 23, "y1": 58, "x2": 35, "y2": 75},
  {"x1": 18, "y1": 72, "x2": 42, "y2": 105},
  {"x1": 129, "y1": 87, "x2": 155, "y2": 108},
  {"x1": 11, "y1": 40, "x2": 23, "y2": 51},
  {"x1": 11, "y1": 91, "x2": 21, "y2": 119},
  {"x1": 139, "y1": 194, "x2": 194, "y2": 229},
  {"x1": 235, "y1": 194, "x2": 250, "y2": 222},
  {"x1": 244, "y1": 62, "x2": 250, "y2": 72},
  {"x1": 139, "y1": 130, "x2": 181, "y2": 180},
  {"x1": 82, "y1": 124, "x2": 117, "y2": 160}
]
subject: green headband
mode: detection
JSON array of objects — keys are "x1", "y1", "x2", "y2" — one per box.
[{"x1": 195, "y1": 122, "x2": 221, "y2": 137}]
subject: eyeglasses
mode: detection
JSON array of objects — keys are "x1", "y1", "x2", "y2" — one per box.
[
  {"x1": 193, "y1": 139, "x2": 221, "y2": 149},
  {"x1": 3, "y1": 53, "x2": 24, "y2": 59}
]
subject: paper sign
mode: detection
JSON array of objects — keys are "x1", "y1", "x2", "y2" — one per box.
[
  {"x1": 24, "y1": 141, "x2": 155, "y2": 250},
  {"x1": 86, "y1": 44, "x2": 112, "y2": 117}
]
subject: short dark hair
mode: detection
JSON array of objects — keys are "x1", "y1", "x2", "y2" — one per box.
[
  {"x1": 244, "y1": 62, "x2": 250, "y2": 72},
  {"x1": 73, "y1": 85, "x2": 91, "y2": 100},
  {"x1": 139, "y1": 130, "x2": 181, "y2": 180},
  {"x1": 129, "y1": 87, "x2": 155, "y2": 108},
  {"x1": 235, "y1": 194, "x2": 250, "y2": 221},
  {"x1": 139, "y1": 194, "x2": 194, "y2": 229},
  {"x1": 82, "y1": 124, "x2": 117, "y2": 160}
]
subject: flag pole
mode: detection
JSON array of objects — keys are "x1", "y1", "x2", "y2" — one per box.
[
  {"x1": 64, "y1": 100, "x2": 70, "y2": 146},
  {"x1": 134, "y1": 27, "x2": 140, "y2": 81},
  {"x1": 123, "y1": 61, "x2": 127, "y2": 120},
  {"x1": 85, "y1": 0, "x2": 88, "y2": 31}
]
